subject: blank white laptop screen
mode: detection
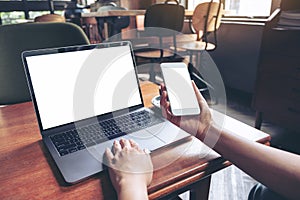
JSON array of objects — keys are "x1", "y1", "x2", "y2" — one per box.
[{"x1": 26, "y1": 45, "x2": 142, "y2": 130}]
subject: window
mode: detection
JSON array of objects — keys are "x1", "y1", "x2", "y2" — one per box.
[
  {"x1": 188, "y1": 0, "x2": 215, "y2": 9},
  {"x1": 225, "y1": 0, "x2": 272, "y2": 17},
  {"x1": 0, "y1": 11, "x2": 25, "y2": 25},
  {"x1": 188, "y1": 0, "x2": 273, "y2": 17},
  {"x1": 0, "y1": 0, "x2": 74, "y2": 25},
  {"x1": 28, "y1": 11, "x2": 50, "y2": 20}
]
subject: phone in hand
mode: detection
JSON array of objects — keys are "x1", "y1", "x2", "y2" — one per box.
[{"x1": 160, "y1": 62, "x2": 200, "y2": 116}]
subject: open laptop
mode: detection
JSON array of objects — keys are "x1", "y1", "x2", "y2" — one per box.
[{"x1": 22, "y1": 41, "x2": 189, "y2": 183}]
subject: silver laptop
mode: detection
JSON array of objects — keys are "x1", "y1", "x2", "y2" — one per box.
[{"x1": 22, "y1": 41, "x2": 189, "y2": 183}]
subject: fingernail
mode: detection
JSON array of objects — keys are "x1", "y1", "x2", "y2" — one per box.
[{"x1": 144, "y1": 149, "x2": 151, "y2": 154}]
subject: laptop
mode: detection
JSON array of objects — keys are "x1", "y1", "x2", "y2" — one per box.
[{"x1": 22, "y1": 41, "x2": 189, "y2": 183}]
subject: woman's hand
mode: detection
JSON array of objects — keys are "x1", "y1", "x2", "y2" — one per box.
[
  {"x1": 104, "y1": 139, "x2": 153, "y2": 200},
  {"x1": 160, "y1": 81, "x2": 212, "y2": 140}
]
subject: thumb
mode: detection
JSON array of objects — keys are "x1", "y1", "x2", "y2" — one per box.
[{"x1": 191, "y1": 81, "x2": 209, "y2": 109}]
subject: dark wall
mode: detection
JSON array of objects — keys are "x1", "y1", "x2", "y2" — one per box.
[
  {"x1": 280, "y1": 0, "x2": 300, "y2": 10},
  {"x1": 208, "y1": 23, "x2": 264, "y2": 94},
  {"x1": 208, "y1": 0, "x2": 300, "y2": 94}
]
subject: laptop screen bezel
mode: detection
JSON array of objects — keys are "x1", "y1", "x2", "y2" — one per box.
[{"x1": 22, "y1": 41, "x2": 145, "y2": 135}]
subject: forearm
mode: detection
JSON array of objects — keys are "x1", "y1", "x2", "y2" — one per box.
[
  {"x1": 117, "y1": 179, "x2": 148, "y2": 200},
  {"x1": 201, "y1": 124, "x2": 300, "y2": 200}
]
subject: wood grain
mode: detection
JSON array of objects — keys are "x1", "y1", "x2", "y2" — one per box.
[
  {"x1": 82, "y1": 10, "x2": 193, "y2": 18},
  {"x1": 0, "y1": 81, "x2": 270, "y2": 200}
]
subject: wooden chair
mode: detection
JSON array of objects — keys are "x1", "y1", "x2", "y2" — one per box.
[
  {"x1": 134, "y1": 0, "x2": 185, "y2": 83},
  {"x1": 180, "y1": 0, "x2": 223, "y2": 67},
  {"x1": 34, "y1": 14, "x2": 66, "y2": 22},
  {"x1": 176, "y1": 1, "x2": 223, "y2": 100},
  {"x1": 0, "y1": 22, "x2": 89, "y2": 105}
]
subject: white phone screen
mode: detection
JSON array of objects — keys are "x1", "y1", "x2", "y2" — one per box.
[{"x1": 161, "y1": 62, "x2": 200, "y2": 116}]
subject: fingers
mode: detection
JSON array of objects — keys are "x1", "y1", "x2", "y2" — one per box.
[
  {"x1": 160, "y1": 90, "x2": 174, "y2": 117},
  {"x1": 143, "y1": 148, "x2": 151, "y2": 154},
  {"x1": 105, "y1": 148, "x2": 114, "y2": 159},
  {"x1": 129, "y1": 139, "x2": 140, "y2": 150},
  {"x1": 113, "y1": 140, "x2": 122, "y2": 154},
  {"x1": 160, "y1": 83, "x2": 169, "y2": 109},
  {"x1": 160, "y1": 90, "x2": 166, "y2": 107},
  {"x1": 120, "y1": 138, "x2": 131, "y2": 149},
  {"x1": 128, "y1": 139, "x2": 151, "y2": 154},
  {"x1": 104, "y1": 148, "x2": 115, "y2": 166},
  {"x1": 159, "y1": 83, "x2": 166, "y2": 94},
  {"x1": 160, "y1": 91, "x2": 168, "y2": 118},
  {"x1": 111, "y1": 139, "x2": 145, "y2": 154},
  {"x1": 191, "y1": 81, "x2": 204, "y2": 102},
  {"x1": 191, "y1": 81, "x2": 209, "y2": 110}
]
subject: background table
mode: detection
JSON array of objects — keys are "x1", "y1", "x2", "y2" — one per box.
[
  {"x1": 81, "y1": 10, "x2": 194, "y2": 40},
  {"x1": 81, "y1": 10, "x2": 193, "y2": 18},
  {"x1": 0, "y1": 81, "x2": 270, "y2": 200}
]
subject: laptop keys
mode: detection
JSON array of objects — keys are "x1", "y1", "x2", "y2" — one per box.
[{"x1": 50, "y1": 110, "x2": 162, "y2": 156}]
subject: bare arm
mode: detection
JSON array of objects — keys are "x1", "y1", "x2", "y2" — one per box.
[
  {"x1": 104, "y1": 139, "x2": 153, "y2": 200},
  {"x1": 208, "y1": 124, "x2": 300, "y2": 200},
  {"x1": 160, "y1": 82, "x2": 300, "y2": 200}
]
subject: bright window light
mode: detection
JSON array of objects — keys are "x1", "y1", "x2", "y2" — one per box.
[
  {"x1": 188, "y1": 0, "x2": 273, "y2": 17},
  {"x1": 225, "y1": 0, "x2": 272, "y2": 17}
]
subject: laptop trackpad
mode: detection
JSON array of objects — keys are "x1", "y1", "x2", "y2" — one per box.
[
  {"x1": 146, "y1": 121, "x2": 190, "y2": 144},
  {"x1": 125, "y1": 130, "x2": 165, "y2": 151}
]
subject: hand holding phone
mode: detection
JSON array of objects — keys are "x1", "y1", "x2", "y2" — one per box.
[{"x1": 160, "y1": 62, "x2": 200, "y2": 116}]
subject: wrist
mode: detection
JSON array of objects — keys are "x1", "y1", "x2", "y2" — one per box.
[
  {"x1": 117, "y1": 177, "x2": 148, "y2": 200},
  {"x1": 197, "y1": 122, "x2": 222, "y2": 149},
  {"x1": 196, "y1": 120, "x2": 213, "y2": 141}
]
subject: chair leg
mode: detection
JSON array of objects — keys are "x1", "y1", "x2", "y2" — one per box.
[
  {"x1": 196, "y1": 51, "x2": 200, "y2": 69},
  {"x1": 149, "y1": 62, "x2": 156, "y2": 83},
  {"x1": 255, "y1": 111, "x2": 263, "y2": 130},
  {"x1": 189, "y1": 51, "x2": 193, "y2": 66}
]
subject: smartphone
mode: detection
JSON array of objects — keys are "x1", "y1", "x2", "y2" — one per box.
[{"x1": 160, "y1": 62, "x2": 200, "y2": 116}]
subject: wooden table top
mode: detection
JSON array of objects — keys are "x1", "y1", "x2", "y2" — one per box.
[
  {"x1": 0, "y1": 81, "x2": 270, "y2": 200},
  {"x1": 82, "y1": 9, "x2": 194, "y2": 18}
]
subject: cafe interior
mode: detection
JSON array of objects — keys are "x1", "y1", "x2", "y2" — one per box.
[{"x1": 0, "y1": 0, "x2": 299, "y2": 199}]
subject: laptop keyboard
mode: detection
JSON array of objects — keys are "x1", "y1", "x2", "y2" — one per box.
[{"x1": 50, "y1": 110, "x2": 162, "y2": 156}]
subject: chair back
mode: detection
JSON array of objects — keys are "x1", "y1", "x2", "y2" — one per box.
[
  {"x1": 0, "y1": 22, "x2": 90, "y2": 105},
  {"x1": 192, "y1": 1, "x2": 223, "y2": 41},
  {"x1": 34, "y1": 14, "x2": 66, "y2": 22},
  {"x1": 144, "y1": 0, "x2": 185, "y2": 35}
]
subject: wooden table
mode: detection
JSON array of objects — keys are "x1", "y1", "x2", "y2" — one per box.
[
  {"x1": 81, "y1": 10, "x2": 193, "y2": 18},
  {"x1": 0, "y1": 81, "x2": 270, "y2": 200},
  {"x1": 81, "y1": 10, "x2": 194, "y2": 40}
]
